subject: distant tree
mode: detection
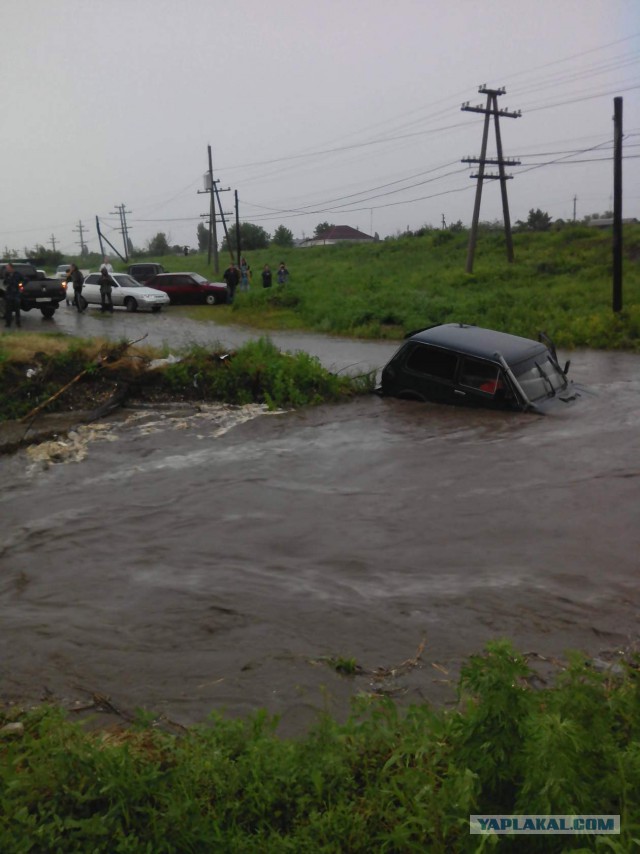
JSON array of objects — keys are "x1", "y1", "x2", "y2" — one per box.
[
  {"x1": 314, "y1": 222, "x2": 334, "y2": 237},
  {"x1": 515, "y1": 208, "x2": 553, "y2": 232},
  {"x1": 25, "y1": 244, "x2": 63, "y2": 267},
  {"x1": 449, "y1": 220, "x2": 465, "y2": 232},
  {"x1": 272, "y1": 225, "x2": 294, "y2": 247},
  {"x1": 221, "y1": 222, "x2": 270, "y2": 252},
  {"x1": 479, "y1": 219, "x2": 504, "y2": 231},
  {"x1": 196, "y1": 222, "x2": 209, "y2": 252},
  {"x1": 147, "y1": 232, "x2": 170, "y2": 256}
]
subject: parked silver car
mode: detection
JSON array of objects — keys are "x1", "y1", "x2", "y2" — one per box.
[{"x1": 81, "y1": 272, "x2": 170, "y2": 312}]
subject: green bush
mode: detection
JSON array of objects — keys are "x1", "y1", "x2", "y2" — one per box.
[{"x1": 2, "y1": 642, "x2": 639, "y2": 852}]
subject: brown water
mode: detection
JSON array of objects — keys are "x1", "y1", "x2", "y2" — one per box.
[{"x1": 1, "y1": 322, "x2": 639, "y2": 734}]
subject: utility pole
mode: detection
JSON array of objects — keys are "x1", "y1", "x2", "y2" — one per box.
[
  {"x1": 612, "y1": 97, "x2": 623, "y2": 313},
  {"x1": 95, "y1": 216, "x2": 125, "y2": 262},
  {"x1": 214, "y1": 182, "x2": 232, "y2": 263},
  {"x1": 96, "y1": 217, "x2": 105, "y2": 258},
  {"x1": 461, "y1": 86, "x2": 521, "y2": 273},
  {"x1": 49, "y1": 234, "x2": 57, "y2": 252},
  {"x1": 573, "y1": 195, "x2": 577, "y2": 223},
  {"x1": 198, "y1": 146, "x2": 231, "y2": 274},
  {"x1": 110, "y1": 203, "x2": 132, "y2": 261},
  {"x1": 73, "y1": 220, "x2": 88, "y2": 256},
  {"x1": 441, "y1": 214, "x2": 447, "y2": 229},
  {"x1": 234, "y1": 191, "x2": 241, "y2": 266}
]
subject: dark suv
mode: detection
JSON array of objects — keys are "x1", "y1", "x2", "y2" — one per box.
[
  {"x1": 145, "y1": 272, "x2": 227, "y2": 305},
  {"x1": 380, "y1": 323, "x2": 577, "y2": 413},
  {"x1": 127, "y1": 263, "x2": 166, "y2": 283}
]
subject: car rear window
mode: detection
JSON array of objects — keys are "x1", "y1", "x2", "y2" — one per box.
[{"x1": 405, "y1": 345, "x2": 458, "y2": 380}]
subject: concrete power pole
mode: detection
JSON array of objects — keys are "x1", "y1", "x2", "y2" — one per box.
[
  {"x1": 73, "y1": 220, "x2": 87, "y2": 256},
  {"x1": 198, "y1": 146, "x2": 231, "y2": 274},
  {"x1": 49, "y1": 234, "x2": 58, "y2": 252},
  {"x1": 111, "y1": 204, "x2": 132, "y2": 261},
  {"x1": 461, "y1": 86, "x2": 521, "y2": 273}
]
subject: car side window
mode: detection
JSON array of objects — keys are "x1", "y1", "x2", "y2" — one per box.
[
  {"x1": 405, "y1": 345, "x2": 457, "y2": 380},
  {"x1": 85, "y1": 275, "x2": 99, "y2": 284},
  {"x1": 175, "y1": 276, "x2": 192, "y2": 287},
  {"x1": 459, "y1": 358, "x2": 502, "y2": 394}
]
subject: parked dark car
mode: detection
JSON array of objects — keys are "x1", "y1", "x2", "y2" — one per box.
[
  {"x1": 145, "y1": 272, "x2": 227, "y2": 305},
  {"x1": 379, "y1": 323, "x2": 578, "y2": 413},
  {"x1": 0, "y1": 261, "x2": 66, "y2": 319},
  {"x1": 127, "y1": 263, "x2": 166, "y2": 283}
]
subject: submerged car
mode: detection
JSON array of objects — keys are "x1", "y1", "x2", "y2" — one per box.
[
  {"x1": 81, "y1": 272, "x2": 170, "y2": 312},
  {"x1": 380, "y1": 323, "x2": 577, "y2": 413},
  {"x1": 145, "y1": 272, "x2": 227, "y2": 305}
]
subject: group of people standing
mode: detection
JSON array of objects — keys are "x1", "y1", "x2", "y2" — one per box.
[
  {"x1": 66, "y1": 258, "x2": 114, "y2": 314},
  {"x1": 223, "y1": 258, "x2": 290, "y2": 303}
]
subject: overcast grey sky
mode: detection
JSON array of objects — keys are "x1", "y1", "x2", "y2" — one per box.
[{"x1": 2, "y1": 0, "x2": 638, "y2": 257}]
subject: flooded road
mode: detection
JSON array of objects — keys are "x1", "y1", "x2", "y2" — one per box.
[
  {"x1": 1, "y1": 309, "x2": 639, "y2": 734},
  {"x1": 43, "y1": 302, "x2": 395, "y2": 377}
]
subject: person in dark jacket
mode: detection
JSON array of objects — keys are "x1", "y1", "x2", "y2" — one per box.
[
  {"x1": 277, "y1": 262, "x2": 289, "y2": 285},
  {"x1": 99, "y1": 267, "x2": 114, "y2": 313},
  {"x1": 3, "y1": 262, "x2": 24, "y2": 328},
  {"x1": 67, "y1": 264, "x2": 85, "y2": 313},
  {"x1": 223, "y1": 263, "x2": 240, "y2": 304},
  {"x1": 261, "y1": 264, "x2": 272, "y2": 288}
]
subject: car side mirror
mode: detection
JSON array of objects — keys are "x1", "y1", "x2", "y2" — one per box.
[{"x1": 563, "y1": 360, "x2": 571, "y2": 375}]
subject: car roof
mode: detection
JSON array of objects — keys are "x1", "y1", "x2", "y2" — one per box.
[
  {"x1": 152, "y1": 272, "x2": 195, "y2": 276},
  {"x1": 407, "y1": 324, "x2": 547, "y2": 364}
]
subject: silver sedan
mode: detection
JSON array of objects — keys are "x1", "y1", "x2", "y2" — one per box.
[{"x1": 81, "y1": 273, "x2": 170, "y2": 312}]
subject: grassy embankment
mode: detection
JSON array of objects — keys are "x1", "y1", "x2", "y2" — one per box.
[
  {"x1": 0, "y1": 334, "x2": 373, "y2": 422},
  {"x1": 1, "y1": 641, "x2": 639, "y2": 852},
  {"x1": 119, "y1": 224, "x2": 640, "y2": 350}
]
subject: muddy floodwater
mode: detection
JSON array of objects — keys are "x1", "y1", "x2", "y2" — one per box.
[{"x1": 1, "y1": 313, "x2": 639, "y2": 734}]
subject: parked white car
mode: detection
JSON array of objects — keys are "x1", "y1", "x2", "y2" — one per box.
[
  {"x1": 56, "y1": 264, "x2": 72, "y2": 280},
  {"x1": 82, "y1": 272, "x2": 170, "y2": 312}
]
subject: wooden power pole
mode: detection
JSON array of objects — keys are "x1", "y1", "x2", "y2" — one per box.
[
  {"x1": 612, "y1": 96, "x2": 623, "y2": 313},
  {"x1": 461, "y1": 86, "x2": 521, "y2": 273}
]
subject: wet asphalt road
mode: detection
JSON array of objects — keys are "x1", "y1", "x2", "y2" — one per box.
[
  {"x1": 39, "y1": 302, "x2": 396, "y2": 377},
  {"x1": 1, "y1": 306, "x2": 639, "y2": 734}
]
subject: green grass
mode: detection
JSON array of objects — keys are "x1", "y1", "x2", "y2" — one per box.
[
  {"x1": 2, "y1": 641, "x2": 639, "y2": 852},
  {"x1": 0, "y1": 336, "x2": 375, "y2": 422},
  {"x1": 117, "y1": 224, "x2": 640, "y2": 350}
]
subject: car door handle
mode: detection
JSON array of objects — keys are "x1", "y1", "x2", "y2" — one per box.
[{"x1": 454, "y1": 389, "x2": 466, "y2": 396}]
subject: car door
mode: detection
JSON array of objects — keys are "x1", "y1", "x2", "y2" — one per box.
[
  {"x1": 82, "y1": 274, "x2": 101, "y2": 306},
  {"x1": 398, "y1": 344, "x2": 459, "y2": 403},
  {"x1": 456, "y1": 357, "x2": 507, "y2": 408},
  {"x1": 172, "y1": 275, "x2": 199, "y2": 302},
  {"x1": 109, "y1": 277, "x2": 125, "y2": 307}
]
